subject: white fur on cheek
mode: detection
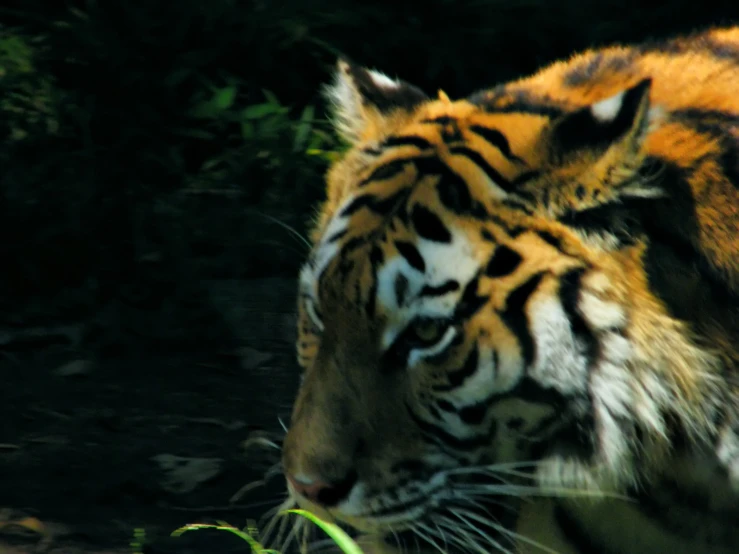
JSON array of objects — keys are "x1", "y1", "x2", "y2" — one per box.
[{"x1": 527, "y1": 297, "x2": 589, "y2": 394}]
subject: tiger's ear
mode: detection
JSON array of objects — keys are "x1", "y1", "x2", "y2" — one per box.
[
  {"x1": 324, "y1": 58, "x2": 429, "y2": 145},
  {"x1": 545, "y1": 78, "x2": 665, "y2": 199},
  {"x1": 548, "y1": 78, "x2": 660, "y2": 163}
]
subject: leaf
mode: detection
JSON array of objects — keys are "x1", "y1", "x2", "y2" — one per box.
[
  {"x1": 214, "y1": 86, "x2": 237, "y2": 110},
  {"x1": 241, "y1": 103, "x2": 278, "y2": 119},
  {"x1": 241, "y1": 120, "x2": 255, "y2": 139},
  {"x1": 262, "y1": 89, "x2": 280, "y2": 105},
  {"x1": 293, "y1": 105, "x2": 314, "y2": 152},
  {"x1": 283, "y1": 509, "x2": 364, "y2": 554}
]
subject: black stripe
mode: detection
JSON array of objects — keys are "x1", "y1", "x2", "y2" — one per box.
[
  {"x1": 359, "y1": 158, "x2": 414, "y2": 187},
  {"x1": 340, "y1": 236, "x2": 365, "y2": 254},
  {"x1": 432, "y1": 345, "x2": 480, "y2": 391},
  {"x1": 641, "y1": 32, "x2": 739, "y2": 63},
  {"x1": 468, "y1": 125, "x2": 524, "y2": 164},
  {"x1": 362, "y1": 145, "x2": 383, "y2": 156},
  {"x1": 341, "y1": 189, "x2": 413, "y2": 219},
  {"x1": 340, "y1": 194, "x2": 376, "y2": 217},
  {"x1": 441, "y1": 121, "x2": 463, "y2": 144},
  {"x1": 628, "y1": 480, "x2": 739, "y2": 545},
  {"x1": 485, "y1": 245, "x2": 522, "y2": 278},
  {"x1": 499, "y1": 272, "x2": 543, "y2": 367},
  {"x1": 635, "y1": 156, "x2": 739, "y2": 317},
  {"x1": 558, "y1": 201, "x2": 641, "y2": 248},
  {"x1": 395, "y1": 240, "x2": 426, "y2": 272},
  {"x1": 469, "y1": 88, "x2": 565, "y2": 118},
  {"x1": 369, "y1": 245, "x2": 384, "y2": 267},
  {"x1": 394, "y1": 274, "x2": 409, "y2": 306},
  {"x1": 510, "y1": 170, "x2": 541, "y2": 187},
  {"x1": 536, "y1": 230, "x2": 564, "y2": 251},
  {"x1": 672, "y1": 107, "x2": 739, "y2": 127},
  {"x1": 559, "y1": 268, "x2": 600, "y2": 365},
  {"x1": 563, "y1": 52, "x2": 604, "y2": 87},
  {"x1": 442, "y1": 376, "x2": 570, "y2": 421},
  {"x1": 481, "y1": 228, "x2": 495, "y2": 242},
  {"x1": 326, "y1": 229, "x2": 348, "y2": 243},
  {"x1": 482, "y1": 101, "x2": 564, "y2": 118},
  {"x1": 436, "y1": 373, "x2": 573, "y2": 430},
  {"x1": 406, "y1": 402, "x2": 494, "y2": 451},
  {"x1": 381, "y1": 135, "x2": 434, "y2": 150},
  {"x1": 454, "y1": 273, "x2": 487, "y2": 320},
  {"x1": 554, "y1": 505, "x2": 611, "y2": 554},
  {"x1": 419, "y1": 280, "x2": 459, "y2": 297},
  {"x1": 365, "y1": 248, "x2": 384, "y2": 320},
  {"x1": 718, "y1": 138, "x2": 739, "y2": 190},
  {"x1": 497, "y1": 376, "x2": 570, "y2": 407},
  {"x1": 337, "y1": 258, "x2": 355, "y2": 280},
  {"x1": 422, "y1": 116, "x2": 457, "y2": 125},
  {"x1": 458, "y1": 400, "x2": 488, "y2": 425},
  {"x1": 435, "y1": 170, "x2": 481, "y2": 217},
  {"x1": 501, "y1": 198, "x2": 535, "y2": 215},
  {"x1": 365, "y1": 280, "x2": 377, "y2": 319},
  {"x1": 371, "y1": 189, "x2": 412, "y2": 217},
  {"x1": 448, "y1": 146, "x2": 514, "y2": 191},
  {"x1": 413, "y1": 157, "x2": 488, "y2": 219},
  {"x1": 437, "y1": 399, "x2": 456, "y2": 412},
  {"x1": 410, "y1": 204, "x2": 452, "y2": 243},
  {"x1": 702, "y1": 37, "x2": 739, "y2": 62}
]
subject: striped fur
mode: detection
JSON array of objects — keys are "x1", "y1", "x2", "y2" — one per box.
[{"x1": 281, "y1": 26, "x2": 739, "y2": 554}]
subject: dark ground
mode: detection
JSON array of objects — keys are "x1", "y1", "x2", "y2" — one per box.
[{"x1": 1, "y1": 279, "x2": 300, "y2": 554}]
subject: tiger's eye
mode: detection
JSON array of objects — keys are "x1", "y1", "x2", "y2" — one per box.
[{"x1": 410, "y1": 319, "x2": 448, "y2": 344}]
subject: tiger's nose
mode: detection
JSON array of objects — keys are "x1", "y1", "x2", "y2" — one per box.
[{"x1": 286, "y1": 471, "x2": 358, "y2": 507}]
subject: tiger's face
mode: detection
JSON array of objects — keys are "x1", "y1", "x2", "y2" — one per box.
[{"x1": 281, "y1": 60, "x2": 714, "y2": 543}]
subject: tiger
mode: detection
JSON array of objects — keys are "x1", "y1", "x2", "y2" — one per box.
[{"x1": 278, "y1": 25, "x2": 739, "y2": 554}]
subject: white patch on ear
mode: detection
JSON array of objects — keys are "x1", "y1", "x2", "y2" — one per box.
[
  {"x1": 324, "y1": 63, "x2": 402, "y2": 144},
  {"x1": 590, "y1": 90, "x2": 626, "y2": 123},
  {"x1": 366, "y1": 68, "x2": 401, "y2": 90}
]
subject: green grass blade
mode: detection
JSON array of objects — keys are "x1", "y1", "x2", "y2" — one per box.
[
  {"x1": 171, "y1": 522, "x2": 270, "y2": 553},
  {"x1": 282, "y1": 509, "x2": 364, "y2": 554}
]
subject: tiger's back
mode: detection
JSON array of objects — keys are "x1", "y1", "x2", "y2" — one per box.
[{"x1": 279, "y1": 26, "x2": 739, "y2": 554}]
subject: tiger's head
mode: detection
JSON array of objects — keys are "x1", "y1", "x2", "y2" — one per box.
[{"x1": 280, "y1": 60, "x2": 719, "y2": 546}]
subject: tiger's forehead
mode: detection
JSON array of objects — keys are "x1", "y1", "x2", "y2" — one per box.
[{"x1": 300, "y1": 98, "x2": 554, "y2": 314}]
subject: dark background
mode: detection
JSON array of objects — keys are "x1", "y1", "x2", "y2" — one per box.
[{"x1": 0, "y1": 1, "x2": 737, "y2": 552}]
